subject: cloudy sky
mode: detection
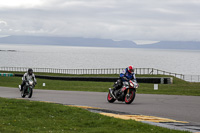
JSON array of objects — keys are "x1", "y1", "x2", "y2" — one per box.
[{"x1": 0, "y1": 0, "x2": 200, "y2": 43}]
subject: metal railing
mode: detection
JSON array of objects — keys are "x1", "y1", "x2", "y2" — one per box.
[
  {"x1": 183, "y1": 75, "x2": 200, "y2": 83},
  {"x1": 0, "y1": 67, "x2": 199, "y2": 82}
]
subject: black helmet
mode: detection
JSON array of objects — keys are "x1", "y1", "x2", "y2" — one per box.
[{"x1": 28, "y1": 68, "x2": 33, "y2": 75}]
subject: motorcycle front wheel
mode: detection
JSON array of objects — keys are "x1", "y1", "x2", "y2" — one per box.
[
  {"x1": 125, "y1": 90, "x2": 136, "y2": 104},
  {"x1": 21, "y1": 88, "x2": 26, "y2": 98},
  {"x1": 107, "y1": 91, "x2": 116, "y2": 103},
  {"x1": 28, "y1": 88, "x2": 33, "y2": 98}
]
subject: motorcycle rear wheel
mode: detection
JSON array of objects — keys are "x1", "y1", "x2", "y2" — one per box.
[
  {"x1": 125, "y1": 90, "x2": 136, "y2": 104},
  {"x1": 107, "y1": 92, "x2": 116, "y2": 103}
]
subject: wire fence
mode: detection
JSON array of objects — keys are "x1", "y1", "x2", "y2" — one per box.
[{"x1": 0, "y1": 67, "x2": 199, "y2": 82}]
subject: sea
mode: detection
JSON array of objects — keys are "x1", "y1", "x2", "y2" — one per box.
[{"x1": 0, "y1": 44, "x2": 200, "y2": 75}]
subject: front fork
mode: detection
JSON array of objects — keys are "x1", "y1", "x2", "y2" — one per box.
[
  {"x1": 127, "y1": 89, "x2": 130, "y2": 94},
  {"x1": 24, "y1": 86, "x2": 31, "y2": 93},
  {"x1": 126, "y1": 88, "x2": 136, "y2": 97},
  {"x1": 127, "y1": 89, "x2": 130, "y2": 97}
]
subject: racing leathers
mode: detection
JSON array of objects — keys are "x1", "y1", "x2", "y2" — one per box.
[
  {"x1": 20, "y1": 73, "x2": 37, "y2": 91},
  {"x1": 110, "y1": 67, "x2": 137, "y2": 97},
  {"x1": 120, "y1": 68, "x2": 137, "y2": 83},
  {"x1": 113, "y1": 68, "x2": 137, "y2": 91}
]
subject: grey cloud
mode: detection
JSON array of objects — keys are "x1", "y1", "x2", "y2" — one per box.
[{"x1": 0, "y1": 0, "x2": 200, "y2": 41}]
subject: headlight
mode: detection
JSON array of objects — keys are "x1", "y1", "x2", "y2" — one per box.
[
  {"x1": 29, "y1": 81, "x2": 34, "y2": 85},
  {"x1": 130, "y1": 83, "x2": 134, "y2": 87}
]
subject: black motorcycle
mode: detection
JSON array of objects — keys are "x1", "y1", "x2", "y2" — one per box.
[
  {"x1": 107, "y1": 80, "x2": 139, "y2": 104},
  {"x1": 20, "y1": 79, "x2": 34, "y2": 98}
]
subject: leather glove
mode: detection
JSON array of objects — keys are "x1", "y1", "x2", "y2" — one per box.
[{"x1": 122, "y1": 77, "x2": 128, "y2": 81}]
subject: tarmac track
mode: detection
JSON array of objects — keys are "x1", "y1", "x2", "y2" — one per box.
[{"x1": 1, "y1": 86, "x2": 200, "y2": 132}]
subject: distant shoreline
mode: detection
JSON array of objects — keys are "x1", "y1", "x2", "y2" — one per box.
[
  {"x1": 0, "y1": 35, "x2": 200, "y2": 50},
  {"x1": 0, "y1": 50, "x2": 16, "y2": 52}
]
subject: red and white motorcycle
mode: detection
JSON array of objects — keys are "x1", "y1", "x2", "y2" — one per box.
[{"x1": 107, "y1": 80, "x2": 139, "y2": 104}]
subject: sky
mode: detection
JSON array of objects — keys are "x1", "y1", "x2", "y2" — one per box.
[{"x1": 0, "y1": 0, "x2": 200, "y2": 44}]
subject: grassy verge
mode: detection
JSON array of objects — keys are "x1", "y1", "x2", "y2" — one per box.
[
  {"x1": 0, "y1": 71, "x2": 119, "y2": 77},
  {"x1": 0, "y1": 71, "x2": 200, "y2": 96},
  {"x1": 0, "y1": 97, "x2": 188, "y2": 133},
  {"x1": 0, "y1": 76, "x2": 113, "y2": 92}
]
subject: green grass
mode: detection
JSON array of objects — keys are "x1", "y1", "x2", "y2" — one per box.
[
  {"x1": 0, "y1": 97, "x2": 189, "y2": 133},
  {"x1": 138, "y1": 83, "x2": 200, "y2": 96},
  {"x1": 136, "y1": 75, "x2": 200, "y2": 96},
  {"x1": 0, "y1": 71, "x2": 200, "y2": 96},
  {"x1": 0, "y1": 76, "x2": 113, "y2": 92}
]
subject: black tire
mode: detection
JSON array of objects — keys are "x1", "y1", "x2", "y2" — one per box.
[
  {"x1": 107, "y1": 91, "x2": 116, "y2": 103},
  {"x1": 28, "y1": 88, "x2": 33, "y2": 98},
  {"x1": 21, "y1": 88, "x2": 26, "y2": 98},
  {"x1": 125, "y1": 90, "x2": 136, "y2": 104}
]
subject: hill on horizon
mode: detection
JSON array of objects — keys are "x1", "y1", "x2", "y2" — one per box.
[
  {"x1": 0, "y1": 35, "x2": 200, "y2": 50},
  {"x1": 0, "y1": 35, "x2": 137, "y2": 48},
  {"x1": 138, "y1": 41, "x2": 200, "y2": 50}
]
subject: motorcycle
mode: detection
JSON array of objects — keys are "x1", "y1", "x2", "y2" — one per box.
[
  {"x1": 20, "y1": 79, "x2": 34, "y2": 98},
  {"x1": 107, "y1": 80, "x2": 139, "y2": 104}
]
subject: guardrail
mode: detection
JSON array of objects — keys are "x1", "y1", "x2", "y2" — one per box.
[{"x1": 0, "y1": 67, "x2": 199, "y2": 82}]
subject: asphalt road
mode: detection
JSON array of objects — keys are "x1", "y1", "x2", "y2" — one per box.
[{"x1": 1, "y1": 86, "x2": 200, "y2": 125}]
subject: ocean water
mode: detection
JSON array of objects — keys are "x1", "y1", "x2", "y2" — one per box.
[{"x1": 0, "y1": 44, "x2": 200, "y2": 75}]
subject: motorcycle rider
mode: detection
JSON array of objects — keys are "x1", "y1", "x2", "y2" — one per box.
[
  {"x1": 19, "y1": 68, "x2": 37, "y2": 91},
  {"x1": 120, "y1": 65, "x2": 137, "y2": 83},
  {"x1": 110, "y1": 65, "x2": 137, "y2": 96}
]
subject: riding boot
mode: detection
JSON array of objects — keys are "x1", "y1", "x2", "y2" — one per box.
[
  {"x1": 18, "y1": 85, "x2": 21, "y2": 91},
  {"x1": 20, "y1": 81, "x2": 25, "y2": 91},
  {"x1": 20, "y1": 85, "x2": 24, "y2": 91}
]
